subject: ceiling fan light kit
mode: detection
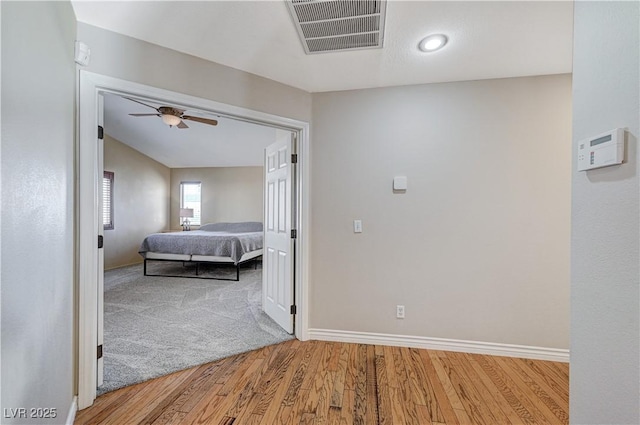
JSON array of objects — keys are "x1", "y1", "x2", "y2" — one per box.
[
  {"x1": 125, "y1": 97, "x2": 218, "y2": 129},
  {"x1": 161, "y1": 114, "x2": 182, "y2": 127}
]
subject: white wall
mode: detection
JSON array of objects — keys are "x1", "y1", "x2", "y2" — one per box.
[
  {"x1": 76, "y1": 23, "x2": 311, "y2": 123},
  {"x1": 570, "y1": 2, "x2": 640, "y2": 423},
  {"x1": 170, "y1": 167, "x2": 263, "y2": 229},
  {"x1": 104, "y1": 135, "x2": 170, "y2": 269},
  {"x1": 311, "y1": 74, "x2": 572, "y2": 349},
  {"x1": 1, "y1": 1, "x2": 76, "y2": 423}
]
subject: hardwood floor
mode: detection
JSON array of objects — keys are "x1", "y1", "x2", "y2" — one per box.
[{"x1": 75, "y1": 339, "x2": 569, "y2": 425}]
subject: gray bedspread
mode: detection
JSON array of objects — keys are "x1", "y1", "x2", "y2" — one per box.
[{"x1": 139, "y1": 230, "x2": 263, "y2": 264}]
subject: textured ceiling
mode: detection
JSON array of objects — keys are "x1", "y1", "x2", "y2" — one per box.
[
  {"x1": 71, "y1": 1, "x2": 574, "y2": 93},
  {"x1": 83, "y1": 1, "x2": 574, "y2": 167}
]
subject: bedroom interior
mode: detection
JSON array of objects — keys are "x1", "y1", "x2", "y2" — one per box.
[
  {"x1": 99, "y1": 92, "x2": 295, "y2": 394},
  {"x1": 2, "y1": 1, "x2": 638, "y2": 424}
]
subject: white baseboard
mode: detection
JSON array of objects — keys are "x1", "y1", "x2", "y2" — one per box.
[
  {"x1": 66, "y1": 396, "x2": 78, "y2": 425},
  {"x1": 308, "y1": 328, "x2": 569, "y2": 363}
]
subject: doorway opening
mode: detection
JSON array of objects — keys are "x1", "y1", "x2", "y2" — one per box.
[
  {"x1": 77, "y1": 71, "x2": 309, "y2": 409},
  {"x1": 97, "y1": 92, "x2": 297, "y2": 394}
]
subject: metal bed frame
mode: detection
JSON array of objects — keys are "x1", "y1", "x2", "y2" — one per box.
[{"x1": 143, "y1": 255, "x2": 262, "y2": 282}]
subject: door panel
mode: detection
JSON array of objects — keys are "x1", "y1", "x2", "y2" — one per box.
[
  {"x1": 263, "y1": 132, "x2": 294, "y2": 334},
  {"x1": 278, "y1": 179, "x2": 286, "y2": 232},
  {"x1": 267, "y1": 181, "x2": 275, "y2": 231}
]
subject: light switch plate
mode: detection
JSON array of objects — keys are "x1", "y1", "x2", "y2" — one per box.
[
  {"x1": 354, "y1": 220, "x2": 362, "y2": 233},
  {"x1": 393, "y1": 176, "x2": 407, "y2": 191}
]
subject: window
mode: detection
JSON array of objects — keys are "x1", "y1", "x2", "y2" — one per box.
[
  {"x1": 180, "y1": 181, "x2": 201, "y2": 226},
  {"x1": 103, "y1": 171, "x2": 114, "y2": 230}
]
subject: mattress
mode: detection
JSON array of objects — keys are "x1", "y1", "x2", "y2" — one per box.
[{"x1": 139, "y1": 222, "x2": 263, "y2": 264}]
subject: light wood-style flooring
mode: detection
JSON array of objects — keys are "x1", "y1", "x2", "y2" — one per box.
[{"x1": 75, "y1": 339, "x2": 569, "y2": 425}]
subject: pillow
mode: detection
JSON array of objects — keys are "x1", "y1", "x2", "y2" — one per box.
[{"x1": 199, "y1": 222, "x2": 263, "y2": 233}]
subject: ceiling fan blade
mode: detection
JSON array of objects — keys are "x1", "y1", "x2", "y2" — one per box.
[
  {"x1": 123, "y1": 96, "x2": 161, "y2": 113},
  {"x1": 129, "y1": 113, "x2": 161, "y2": 117},
  {"x1": 182, "y1": 115, "x2": 218, "y2": 126},
  {"x1": 177, "y1": 120, "x2": 189, "y2": 129}
]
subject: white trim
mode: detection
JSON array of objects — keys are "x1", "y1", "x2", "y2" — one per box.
[
  {"x1": 296, "y1": 124, "x2": 310, "y2": 342},
  {"x1": 308, "y1": 329, "x2": 570, "y2": 363},
  {"x1": 78, "y1": 71, "x2": 99, "y2": 410},
  {"x1": 65, "y1": 396, "x2": 78, "y2": 425},
  {"x1": 77, "y1": 71, "x2": 310, "y2": 408}
]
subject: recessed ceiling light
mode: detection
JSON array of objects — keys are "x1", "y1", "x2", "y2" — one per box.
[{"x1": 418, "y1": 34, "x2": 448, "y2": 52}]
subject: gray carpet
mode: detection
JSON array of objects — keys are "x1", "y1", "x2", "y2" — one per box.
[{"x1": 98, "y1": 261, "x2": 293, "y2": 395}]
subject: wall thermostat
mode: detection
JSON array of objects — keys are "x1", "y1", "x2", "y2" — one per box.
[{"x1": 577, "y1": 128, "x2": 625, "y2": 171}]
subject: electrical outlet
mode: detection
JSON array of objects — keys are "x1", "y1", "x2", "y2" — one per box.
[{"x1": 396, "y1": 305, "x2": 405, "y2": 319}]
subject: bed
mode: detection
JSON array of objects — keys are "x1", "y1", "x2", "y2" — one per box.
[{"x1": 138, "y1": 221, "x2": 263, "y2": 281}]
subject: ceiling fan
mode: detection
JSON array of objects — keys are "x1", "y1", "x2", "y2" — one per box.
[{"x1": 125, "y1": 97, "x2": 218, "y2": 129}]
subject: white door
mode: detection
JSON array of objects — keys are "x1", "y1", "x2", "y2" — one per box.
[
  {"x1": 97, "y1": 94, "x2": 105, "y2": 386},
  {"x1": 263, "y1": 131, "x2": 295, "y2": 334}
]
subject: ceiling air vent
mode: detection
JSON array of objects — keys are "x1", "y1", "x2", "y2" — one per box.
[{"x1": 286, "y1": 0, "x2": 387, "y2": 54}]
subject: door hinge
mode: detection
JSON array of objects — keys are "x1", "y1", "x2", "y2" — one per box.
[
  {"x1": 98, "y1": 125, "x2": 104, "y2": 140},
  {"x1": 97, "y1": 345, "x2": 103, "y2": 360},
  {"x1": 291, "y1": 153, "x2": 298, "y2": 164},
  {"x1": 98, "y1": 235, "x2": 104, "y2": 249},
  {"x1": 291, "y1": 229, "x2": 297, "y2": 239},
  {"x1": 290, "y1": 305, "x2": 297, "y2": 315}
]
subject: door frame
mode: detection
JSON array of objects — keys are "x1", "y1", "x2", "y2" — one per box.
[{"x1": 77, "y1": 71, "x2": 311, "y2": 409}]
